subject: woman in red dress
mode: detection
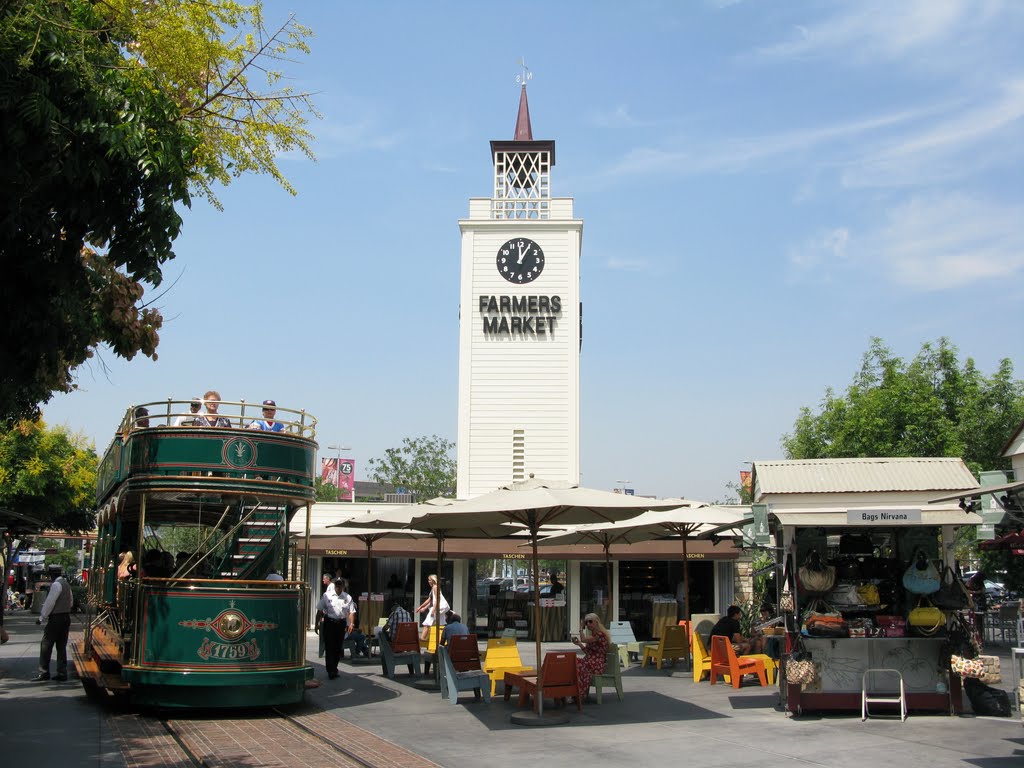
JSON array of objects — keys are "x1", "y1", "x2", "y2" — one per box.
[{"x1": 572, "y1": 612, "x2": 610, "y2": 694}]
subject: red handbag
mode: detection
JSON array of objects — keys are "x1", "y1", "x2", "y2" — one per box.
[{"x1": 876, "y1": 615, "x2": 906, "y2": 638}]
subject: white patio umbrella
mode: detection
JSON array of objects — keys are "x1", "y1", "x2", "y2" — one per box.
[
  {"x1": 538, "y1": 506, "x2": 753, "y2": 671},
  {"x1": 404, "y1": 477, "x2": 683, "y2": 724},
  {"x1": 534, "y1": 498, "x2": 707, "y2": 623},
  {"x1": 336, "y1": 502, "x2": 515, "y2": 664}
]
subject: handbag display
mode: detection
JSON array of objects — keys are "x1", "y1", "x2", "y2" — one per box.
[
  {"x1": 839, "y1": 533, "x2": 874, "y2": 555},
  {"x1": 856, "y1": 583, "x2": 880, "y2": 606},
  {"x1": 802, "y1": 598, "x2": 848, "y2": 637},
  {"x1": 798, "y1": 551, "x2": 837, "y2": 594},
  {"x1": 828, "y1": 581, "x2": 861, "y2": 607},
  {"x1": 902, "y1": 550, "x2": 941, "y2": 595},
  {"x1": 780, "y1": 591, "x2": 794, "y2": 613},
  {"x1": 786, "y1": 658, "x2": 818, "y2": 685},
  {"x1": 932, "y1": 565, "x2": 973, "y2": 610},
  {"x1": 908, "y1": 596, "x2": 945, "y2": 635},
  {"x1": 876, "y1": 615, "x2": 907, "y2": 637}
]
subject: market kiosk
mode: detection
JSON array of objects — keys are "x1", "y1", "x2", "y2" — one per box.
[{"x1": 773, "y1": 505, "x2": 981, "y2": 716}]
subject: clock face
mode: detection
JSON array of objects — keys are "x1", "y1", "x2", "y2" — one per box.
[{"x1": 496, "y1": 238, "x2": 545, "y2": 284}]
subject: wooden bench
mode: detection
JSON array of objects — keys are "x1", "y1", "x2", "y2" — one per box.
[
  {"x1": 379, "y1": 622, "x2": 422, "y2": 679},
  {"x1": 438, "y1": 644, "x2": 491, "y2": 704},
  {"x1": 481, "y1": 637, "x2": 533, "y2": 696}
]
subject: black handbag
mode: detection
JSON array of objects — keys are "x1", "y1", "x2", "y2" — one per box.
[
  {"x1": 932, "y1": 565, "x2": 973, "y2": 610},
  {"x1": 839, "y1": 533, "x2": 874, "y2": 555}
]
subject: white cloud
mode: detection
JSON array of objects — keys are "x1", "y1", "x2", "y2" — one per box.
[
  {"x1": 312, "y1": 119, "x2": 400, "y2": 157},
  {"x1": 869, "y1": 193, "x2": 1024, "y2": 290},
  {"x1": 588, "y1": 105, "x2": 650, "y2": 128},
  {"x1": 757, "y1": 0, "x2": 991, "y2": 62},
  {"x1": 788, "y1": 227, "x2": 850, "y2": 274},
  {"x1": 842, "y1": 78, "x2": 1024, "y2": 188}
]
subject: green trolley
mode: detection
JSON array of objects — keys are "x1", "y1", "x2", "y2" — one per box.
[{"x1": 74, "y1": 399, "x2": 318, "y2": 708}]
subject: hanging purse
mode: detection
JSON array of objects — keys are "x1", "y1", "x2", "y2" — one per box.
[
  {"x1": 908, "y1": 596, "x2": 945, "y2": 636},
  {"x1": 901, "y1": 550, "x2": 941, "y2": 595},
  {"x1": 798, "y1": 550, "x2": 836, "y2": 594},
  {"x1": 786, "y1": 639, "x2": 818, "y2": 685},
  {"x1": 828, "y1": 581, "x2": 861, "y2": 607},
  {"x1": 932, "y1": 565, "x2": 973, "y2": 610}
]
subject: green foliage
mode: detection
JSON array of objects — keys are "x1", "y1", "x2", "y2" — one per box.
[
  {"x1": 314, "y1": 476, "x2": 340, "y2": 502},
  {"x1": 736, "y1": 600, "x2": 758, "y2": 636},
  {"x1": 750, "y1": 549, "x2": 775, "y2": 605},
  {"x1": 0, "y1": 418, "x2": 97, "y2": 533},
  {"x1": 782, "y1": 338, "x2": 1024, "y2": 475},
  {"x1": 367, "y1": 435, "x2": 457, "y2": 503},
  {"x1": 39, "y1": 538, "x2": 82, "y2": 572},
  {"x1": 0, "y1": 0, "x2": 318, "y2": 422}
]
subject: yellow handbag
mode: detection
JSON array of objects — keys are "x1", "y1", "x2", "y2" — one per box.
[
  {"x1": 908, "y1": 597, "x2": 944, "y2": 635},
  {"x1": 856, "y1": 583, "x2": 880, "y2": 605}
]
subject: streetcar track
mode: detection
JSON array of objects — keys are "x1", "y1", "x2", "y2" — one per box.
[{"x1": 151, "y1": 707, "x2": 419, "y2": 768}]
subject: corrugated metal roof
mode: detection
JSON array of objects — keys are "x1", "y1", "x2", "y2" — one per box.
[{"x1": 754, "y1": 457, "x2": 979, "y2": 496}]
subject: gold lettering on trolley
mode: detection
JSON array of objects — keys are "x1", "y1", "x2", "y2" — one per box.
[
  {"x1": 502, "y1": 553, "x2": 526, "y2": 559},
  {"x1": 324, "y1": 549, "x2": 349, "y2": 556}
]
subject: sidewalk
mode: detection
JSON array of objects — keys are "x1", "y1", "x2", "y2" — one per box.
[
  {"x1": 307, "y1": 632, "x2": 1024, "y2": 768},
  {"x1": 0, "y1": 608, "x2": 126, "y2": 767},
  {"x1": 2, "y1": 610, "x2": 1020, "y2": 768}
]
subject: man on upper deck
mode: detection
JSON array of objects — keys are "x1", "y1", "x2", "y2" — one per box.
[{"x1": 248, "y1": 399, "x2": 285, "y2": 432}]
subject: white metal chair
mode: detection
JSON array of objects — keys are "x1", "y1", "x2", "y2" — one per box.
[{"x1": 861, "y1": 668, "x2": 906, "y2": 722}]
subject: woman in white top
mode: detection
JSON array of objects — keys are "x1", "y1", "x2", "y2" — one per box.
[{"x1": 416, "y1": 574, "x2": 449, "y2": 641}]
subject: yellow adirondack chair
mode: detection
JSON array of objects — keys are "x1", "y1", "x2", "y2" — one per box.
[
  {"x1": 640, "y1": 625, "x2": 689, "y2": 670},
  {"x1": 481, "y1": 637, "x2": 533, "y2": 696}
]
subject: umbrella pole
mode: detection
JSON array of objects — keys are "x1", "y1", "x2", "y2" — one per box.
[
  {"x1": 604, "y1": 543, "x2": 613, "y2": 625},
  {"x1": 682, "y1": 533, "x2": 692, "y2": 672},
  {"x1": 365, "y1": 540, "x2": 373, "y2": 631},
  {"x1": 435, "y1": 534, "x2": 443, "y2": 679},
  {"x1": 532, "y1": 531, "x2": 544, "y2": 716}
]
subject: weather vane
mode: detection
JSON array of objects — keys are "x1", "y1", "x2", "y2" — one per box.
[{"x1": 515, "y1": 57, "x2": 533, "y2": 87}]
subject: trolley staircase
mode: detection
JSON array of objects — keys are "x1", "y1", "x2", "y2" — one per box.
[{"x1": 219, "y1": 503, "x2": 286, "y2": 579}]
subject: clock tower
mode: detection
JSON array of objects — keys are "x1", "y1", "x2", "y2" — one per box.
[{"x1": 456, "y1": 83, "x2": 583, "y2": 498}]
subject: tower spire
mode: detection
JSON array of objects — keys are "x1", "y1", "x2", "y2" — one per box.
[{"x1": 514, "y1": 84, "x2": 533, "y2": 141}]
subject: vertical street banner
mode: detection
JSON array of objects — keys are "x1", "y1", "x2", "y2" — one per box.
[{"x1": 321, "y1": 457, "x2": 355, "y2": 501}]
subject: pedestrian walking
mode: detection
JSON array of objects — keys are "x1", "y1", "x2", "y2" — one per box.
[{"x1": 32, "y1": 567, "x2": 73, "y2": 682}]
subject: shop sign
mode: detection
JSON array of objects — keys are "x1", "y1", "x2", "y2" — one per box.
[
  {"x1": 685, "y1": 553, "x2": 705, "y2": 559},
  {"x1": 846, "y1": 508, "x2": 922, "y2": 525},
  {"x1": 324, "y1": 549, "x2": 349, "y2": 556},
  {"x1": 502, "y1": 553, "x2": 526, "y2": 559}
]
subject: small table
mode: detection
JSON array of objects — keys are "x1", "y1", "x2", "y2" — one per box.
[{"x1": 503, "y1": 671, "x2": 538, "y2": 710}]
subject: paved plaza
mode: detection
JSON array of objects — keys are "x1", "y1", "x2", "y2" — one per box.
[{"x1": 1, "y1": 608, "x2": 1021, "y2": 767}]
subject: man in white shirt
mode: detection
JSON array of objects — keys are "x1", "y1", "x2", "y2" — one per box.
[
  {"x1": 32, "y1": 568, "x2": 73, "y2": 682},
  {"x1": 316, "y1": 578, "x2": 355, "y2": 679}
]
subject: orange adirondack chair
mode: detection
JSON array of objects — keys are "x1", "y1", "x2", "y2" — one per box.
[
  {"x1": 709, "y1": 635, "x2": 768, "y2": 689},
  {"x1": 446, "y1": 634, "x2": 482, "y2": 671},
  {"x1": 514, "y1": 652, "x2": 583, "y2": 712},
  {"x1": 392, "y1": 622, "x2": 421, "y2": 653}
]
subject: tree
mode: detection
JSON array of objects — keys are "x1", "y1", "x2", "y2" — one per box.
[
  {"x1": 0, "y1": 0, "x2": 317, "y2": 423},
  {"x1": 782, "y1": 338, "x2": 1024, "y2": 474},
  {"x1": 314, "y1": 477, "x2": 340, "y2": 503},
  {"x1": 0, "y1": 418, "x2": 97, "y2": 533},
  {"x1": 367, "y1": 435, "x2": 457, "y2": 503}
]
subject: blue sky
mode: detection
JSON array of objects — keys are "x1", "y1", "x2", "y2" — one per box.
[{"x1": 41, "y1": 0, "x2": 1024, "y2": 502}]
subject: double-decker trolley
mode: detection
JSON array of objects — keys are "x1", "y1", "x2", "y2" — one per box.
[{"x1": 74, "y1": 399, "x2": 317, "y2": 708}]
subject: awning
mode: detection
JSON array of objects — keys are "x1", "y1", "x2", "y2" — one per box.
[
  {"x1": 772, "y1": 507, "x2": 981, "y2": 527},
  {"x1": 929, "y1": 479, "x2": 1024, "y2": 503}
]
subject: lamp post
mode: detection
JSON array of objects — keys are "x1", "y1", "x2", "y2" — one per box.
[{"x1": 327, "y1": 444, "x2": 352, "y2": 502}]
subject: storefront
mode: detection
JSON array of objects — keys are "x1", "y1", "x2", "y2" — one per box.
[
  {"x1": 752, "y1": 457, "x2": 983, "y2": 716},
  {"x1": 300, "y1": 532, "x2": 741, "y2": 640},
  {"x1": 775, "y1": 507, "x2": 980, "y2": 714}
]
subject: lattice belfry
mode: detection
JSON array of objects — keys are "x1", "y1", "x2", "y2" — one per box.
[{"x1": 493, "y1": 149, "x2": 551, "y2": 219}]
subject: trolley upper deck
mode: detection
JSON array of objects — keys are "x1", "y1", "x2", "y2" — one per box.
[{"x1": 95, "y1": 399, "x2": 319, "y2": 511}]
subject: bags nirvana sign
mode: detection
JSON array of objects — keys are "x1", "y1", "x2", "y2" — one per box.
[{"x1": 479, "y1": 294, "x2": 562, "y2": 336}]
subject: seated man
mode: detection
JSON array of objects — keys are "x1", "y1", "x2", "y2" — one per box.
[
  {"x1": 346, "y1": 616, "x2": 371, "y2": 659},
  {"x1": 384, "y1": 601, "x2": 413, "y2": 642},
  {"x1": 707, "y1": 605, "x2": 763, "y2": 656},
  {"x1": 440, "y1": 611, "x2": 470, "y2": 646}
]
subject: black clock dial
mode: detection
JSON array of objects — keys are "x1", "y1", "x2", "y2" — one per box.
[{"x1": 496, "y1": 238, "x2": 545, "y2": 284}]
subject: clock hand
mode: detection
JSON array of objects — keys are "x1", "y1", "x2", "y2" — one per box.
[{"x1": 516, "y1": 244, "x2": 526, "y2": 264}]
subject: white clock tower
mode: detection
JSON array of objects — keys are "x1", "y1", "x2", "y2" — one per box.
[{"x1": 456, "y1": 83, "x2": 583, "y2": 498}]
